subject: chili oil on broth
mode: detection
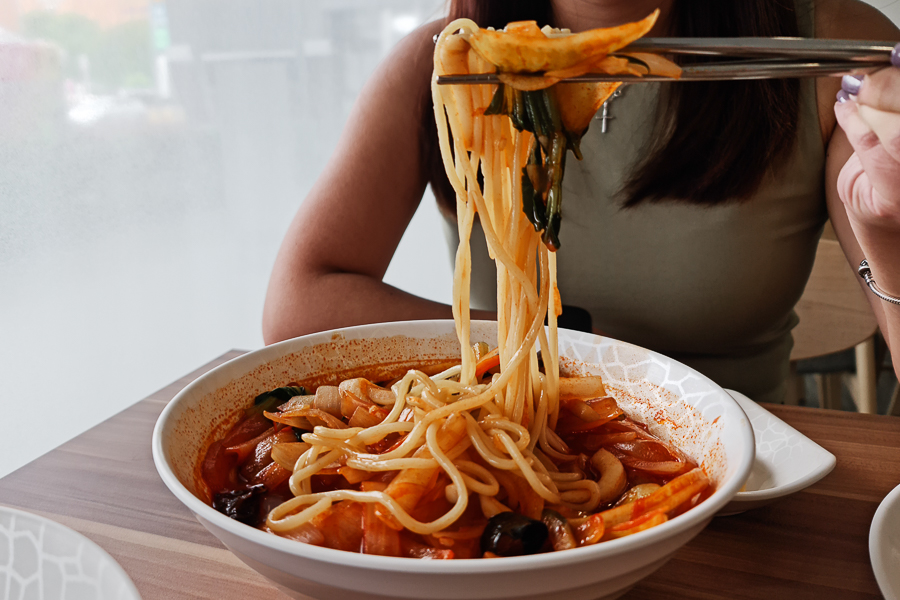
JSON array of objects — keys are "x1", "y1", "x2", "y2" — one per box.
[
  {"x1": 193, "y1": 334, "x2": 720, "y2": 558},
  {"x1": 172, "y1": 329, "x2": 476, "y2": 503}
]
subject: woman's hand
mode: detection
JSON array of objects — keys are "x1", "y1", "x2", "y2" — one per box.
[
  {"x1": 833, "y1": 44, "x2": 900, "y2": 231},
  {"x1": 827, "y1": 41, "x2": 900, "y2": 378}
]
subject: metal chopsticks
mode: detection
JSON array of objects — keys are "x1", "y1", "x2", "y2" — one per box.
[
  {"x1": 620, "y1": 37, "x2": 895, "y2": 60},
  {"x1": 435, "y1": 37, "x2": 895, "y2": 84},
  {"x1": 437, "y1": 60, "x2": 881, "y2": 83}
]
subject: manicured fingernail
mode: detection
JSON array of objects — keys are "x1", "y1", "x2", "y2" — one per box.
[
  {"x1": 892, "y1": 42, "x2": 900, "y2": 68},
  {"x1": 836, "y1": 89, "x2": 850, "y2": 103},
  {"x1": 841, "y1": 74, "x2": 863, "y2": 95}
]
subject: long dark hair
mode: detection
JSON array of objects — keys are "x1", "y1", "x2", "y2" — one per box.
[{"x1": 427, "y1": 0, "x2": 801, "y2": 208}]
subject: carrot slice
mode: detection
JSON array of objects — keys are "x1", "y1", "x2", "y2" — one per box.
[
  {"x1": 598, "y1": 468, "x2": 709, "y2": 528},
  {"x1": 475, "y1": 347, "x2": 501, "y2": 380},
  {"x1": 573, "y1": 513, "x2": 605, "y2": 546},
  {"x1": 607, "y1": 511, "x2": 668, "y2": 539}
]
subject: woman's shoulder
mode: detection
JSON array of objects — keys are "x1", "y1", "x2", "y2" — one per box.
[
  {"x1": 344, "y1": 19, "x2": 446, "y2": 152},
  {"x1": 373, "y1": 20, "x2": 446, "y2": 101},
  {"x1": 814, "y1": 0, "x2": 898, "y2": 39},
  {"x1": 812, "y1": 0, "x2": 898, "y2": 144}
]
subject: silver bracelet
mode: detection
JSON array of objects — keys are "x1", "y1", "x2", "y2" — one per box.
[{"x1": 858, "y1": 259, "x2": 900, "y2": 305}]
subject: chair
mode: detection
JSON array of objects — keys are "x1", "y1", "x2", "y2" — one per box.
[
  {"x1": 787, "y1": 233, "x2": 879, "y2": 412},
  {"x1": 889, "y1": 382, "x2": 900, "y2": 416}
]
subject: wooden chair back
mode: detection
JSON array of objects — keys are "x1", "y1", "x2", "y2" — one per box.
[{"x1": 789, "y1": 236, "x2": 879, "y2": 412}]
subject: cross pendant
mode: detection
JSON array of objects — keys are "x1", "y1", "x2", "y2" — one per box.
[{"x1": 598, "y1": 89, "x2": 623, "y2": 134}]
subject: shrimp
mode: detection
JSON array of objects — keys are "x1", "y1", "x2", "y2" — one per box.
[
  {"x1": 466, "y1": 12, "x2": 660, "y2": 73},
  {"x1": 461, "y1": 14, "x2": 681, "y2": 134}
]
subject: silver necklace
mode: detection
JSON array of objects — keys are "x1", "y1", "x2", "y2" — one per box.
[{"x1": 597, "y1": 88, "x2": 624, "y2": 134}]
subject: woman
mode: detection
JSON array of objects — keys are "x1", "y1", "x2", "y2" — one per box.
[{"x1": 262, "y1": 0, "x2": 900, "y2": 404}]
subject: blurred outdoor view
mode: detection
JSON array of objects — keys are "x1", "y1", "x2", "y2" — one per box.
[
  {"x1": 0, "y1": 0, "x2": 448, "y2": 477},
  {"x1": 1, "y1": 1, "x2": 899, "y2": 479}
]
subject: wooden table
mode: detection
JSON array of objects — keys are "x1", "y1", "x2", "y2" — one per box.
[{"x1": 1, "y1": 351, "x2": 898, "y2": 600}]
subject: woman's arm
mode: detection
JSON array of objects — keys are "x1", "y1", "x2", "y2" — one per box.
[
  {"x1": 263, "y1": 23, "x2": 464, "y2": 345},
  {"x1": 820, "y1": 1, "x2": 900, "y2": 378}
]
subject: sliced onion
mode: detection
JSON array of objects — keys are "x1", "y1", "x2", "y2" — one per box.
[
  {"x1": 348, "y1": 406, "x2": 382, "y2": 428},
  {"x1": 605, "y1": 420, "x2": 688, "y2": 461},
  {"x1": 614, "y1": 483, "x2": 661, "y2": 507},
  {"x1": 277, "y1": 395, "x2": 316, "y2": 413},
  {"x1": 561, "y1": 398, "x2": 603, "y2": 422},
  {"x1": 225, "y1": 429, "x2": 273, "y2": 462},
  {"x1": 270, "y1": 442, "x2": 310, "y2": 471},
  {"x1": 313, "y1": 386, "x2": 342, "y2": 417},
  {"x1": 362, "y1": 500, "x2": 401, "y2": 556},
  {"x1": 585, "y1": 397, "x2": 621, "y2": 420},
  {"x1": 613, "y1": 439, "x2": 675, "y2": 462},
  {"x1": 619, "y1": 456, "x2": 689, "y2": 475},
  {"x1": 558, "y1": 376, "x2": 606, "y2": 400},
  {"x1": 557, "y1": 411, "x2": 621, "y2": 434},
  {"x1": 271, "y1": 522, "x2": 325, "y2": 545},
  {"x1": 251, "y1": 460, "x2": 292, "y2": 489},
  {"x1": 303, "y1": 408, "x2": 347, "y2": 429},
  {"x1": 339, "y1": 378, "x2": 396, "y2": 409},
  {"x1": 339, "y1": 466, "x2": 372, "y2": 484},
  {"x1": 263, "y1": 411, "x2": 312, "y2": 431}
]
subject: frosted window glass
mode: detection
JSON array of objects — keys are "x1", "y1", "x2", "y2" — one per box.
[{"x1": 0, "y1": 0, "x2": 447, "y2": 478}]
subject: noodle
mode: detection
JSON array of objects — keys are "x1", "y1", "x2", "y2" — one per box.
[
  {"x1": 202, "y1": 15, "x2": 704, "y2": 557},
  {"x1": 264, "y1": 17, "x2": 630, "y2": 534},
  {"x1": 261, "y1": 19, "x2": 570, "y2": 533}
]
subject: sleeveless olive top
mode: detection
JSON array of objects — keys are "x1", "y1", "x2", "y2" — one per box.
[{"x1": 440, "y1": 3, "x2": 827, "y2": 403}]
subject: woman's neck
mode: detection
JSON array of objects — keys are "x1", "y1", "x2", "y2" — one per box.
[{"x1": 550, "y1": 0, "x2": 675, "y2": 35}]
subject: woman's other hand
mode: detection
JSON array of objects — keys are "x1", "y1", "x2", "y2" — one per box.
[{"x1": 833, "y1": 44, "x2": 900, "y2": 231}]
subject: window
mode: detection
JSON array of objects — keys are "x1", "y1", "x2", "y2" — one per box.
[{"x1": 0, "y1": 0, "x2": 447, "y2": 477}]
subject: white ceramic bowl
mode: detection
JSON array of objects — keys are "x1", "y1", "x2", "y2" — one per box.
[{"x1": 152, "y1": 320, "x2": 754, "y2": 600}]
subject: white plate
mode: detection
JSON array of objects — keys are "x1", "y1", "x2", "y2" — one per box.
[
  {"x1": 0, "y1": 505, "x2": 141, "y2": 600},
  {"x1": 717, "y1": 390, "x2": 837, "y2": 516},
  {"x1": 870, "y1": 482, "x2": 900, "y2": 600}
]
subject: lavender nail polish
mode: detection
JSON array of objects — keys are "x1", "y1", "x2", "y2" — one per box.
[
  {"x1": 892, "y1": 42, "x2": 900, "y2": 68},
  {"x1": 842, "y1": 74, "x2": 863, "y2": 95},
  {"x1": 836, "y1": 89, "x2": 850, "y2": 103}
]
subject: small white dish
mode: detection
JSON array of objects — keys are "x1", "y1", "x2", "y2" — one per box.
[
  {"x1": 717, "y1": 390, "x2": 837, "y2": 516},
  {"x1": 870, "y1": 482, "x2": 900, "y2": 600},
  {"x1": 0, "y1": 505, "x2": 141, "y2": 600}
]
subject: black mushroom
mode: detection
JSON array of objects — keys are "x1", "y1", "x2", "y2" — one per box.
[
  {"x1": 212, "y1": 484, "x2": 267, "y2": 525},
  {"x1": 541, "y1": 509, "x2": 577, "y2": 551},
  {"x1": 480, "y1": 512, "x2": 549, "y2": 557}
]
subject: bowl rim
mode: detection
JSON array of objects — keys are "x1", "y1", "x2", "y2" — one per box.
[{"x1": 152, "y1": 319, "x2": 755, "y2": 574}]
